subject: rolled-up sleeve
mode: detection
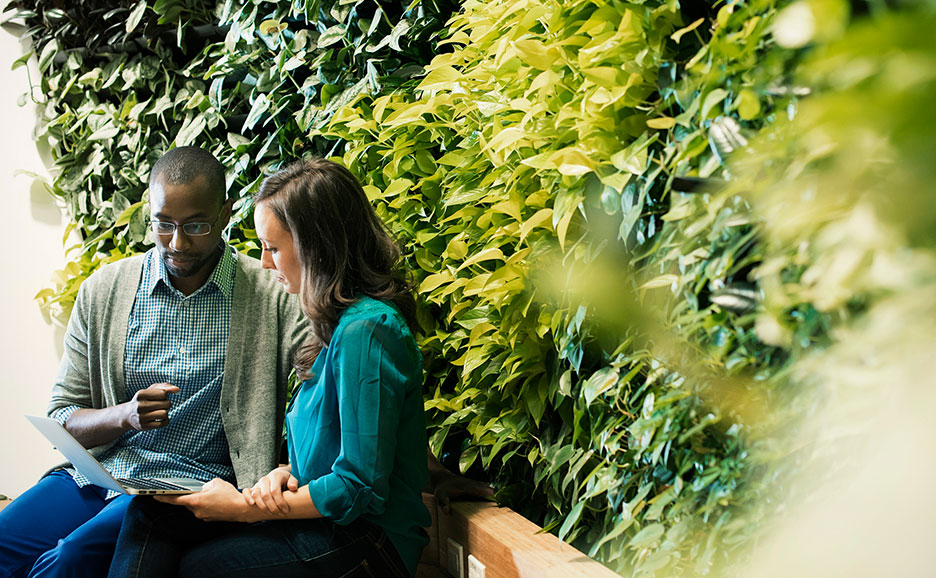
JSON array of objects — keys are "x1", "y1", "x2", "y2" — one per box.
[
  {"x1": 50, "y1": 405, "x2": 82, "y2": 426},
  {"x1": 306, "y1": 315, "x2": 417, "y2": 524}
]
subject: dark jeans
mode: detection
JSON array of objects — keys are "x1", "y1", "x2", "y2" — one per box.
[{"x1": 108, "y1": 497, "x2": 410, "y2": 578}]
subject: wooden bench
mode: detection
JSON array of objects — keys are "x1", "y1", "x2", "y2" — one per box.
[
  {"x1": 416, "y1": 494, "x2": 618, "y2": 578},
  {"x1": 0, "y1": 497, "x2": 615, "y2": 577}
]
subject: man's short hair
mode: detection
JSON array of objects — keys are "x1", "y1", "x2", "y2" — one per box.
[{"x1": 150, "y1": 146, "x2": 227, "y2": 205}]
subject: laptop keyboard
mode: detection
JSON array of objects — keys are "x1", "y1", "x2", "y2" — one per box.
[{"x1": 117, "y1": 477, "x2": 191, "y2": 491}]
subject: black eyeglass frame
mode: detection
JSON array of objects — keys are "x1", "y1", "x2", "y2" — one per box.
[{"x1": 148, "y1": 212, "x2": 224, "y2": 238}]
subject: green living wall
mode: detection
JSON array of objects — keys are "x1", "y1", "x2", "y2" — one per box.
[{"x1": 7, "y1": 0, "x2": 936, "y2": 575}]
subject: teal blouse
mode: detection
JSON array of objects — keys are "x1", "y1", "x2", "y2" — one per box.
[{"x1": 285, "y1": 297, "x2": 430, "y2": 576}]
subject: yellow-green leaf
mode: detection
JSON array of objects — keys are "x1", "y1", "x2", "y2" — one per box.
[
  {"x1": 671, "y1": 17, "x2": 705, "y2": 44},
  {"x1": 419, "y1": 271, "x2": 454, "y2": 293},
  {"x1": 383, "y1": 178, "x2": 413, "y2": 198},
  {"x1": 419, "y1": 65, "x2": 462, "y2": 92},
  {"x1": 520, "y1": 208, "x2": 553, "y2": 241},
  {"x1": 646, "y1": 117, "x2": 676, "y2": 130},
  {"x1": 459, "y1": 247, "x2": 506, "y2": 270},
  {"x1": 512, "y1": 38, "x2": 557, "y2": 70},
  {"x1": 640, "y1": 274, "x2": 679, "y2": 291},
  {"x1": 737, "y1": 89, "x2": 761, "y2": 120}
]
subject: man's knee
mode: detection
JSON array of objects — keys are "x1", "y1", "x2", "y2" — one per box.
[
  {"x1": 46, "y1": 537, "x2": 82, "y2": 568},
  {"x1": 0, "y1": 508, "x2": 43, "y2": 578},
  {"x1": 28, "y1": 534, "x2": 111, "y2": 578}
]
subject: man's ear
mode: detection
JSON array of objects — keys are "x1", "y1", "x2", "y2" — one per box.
[{"x1": 220, "y1": 197, "x2": 234, "y2": 226}]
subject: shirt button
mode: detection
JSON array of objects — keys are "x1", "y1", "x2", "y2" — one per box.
[{"x1": 179, "y1": 346, "x2": 187, "y2": 354}]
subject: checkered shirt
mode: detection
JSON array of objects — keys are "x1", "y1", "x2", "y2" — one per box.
[{"x1": 52, "y1": 246, "x2": 237, "y2": 498}]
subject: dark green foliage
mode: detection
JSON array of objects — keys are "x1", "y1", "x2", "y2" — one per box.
[{"x1": 7, "y1": 0, "x2": 455, "y2": 316}]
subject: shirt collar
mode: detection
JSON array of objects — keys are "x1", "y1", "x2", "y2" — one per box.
[
  {"x1": 208, "y1": 245, "x2": 236, "y2": 298},
  {"x1": 144, "y1": 245, "x2": 237, "y2": 298}
]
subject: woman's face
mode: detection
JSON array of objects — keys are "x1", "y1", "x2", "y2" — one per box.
[{"x1": 255, "y1": 201, "x2": 302, "y2": 294}]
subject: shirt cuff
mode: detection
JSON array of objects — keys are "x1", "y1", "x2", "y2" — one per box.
[
  {"x1": 308, "y1": 474, "x2": 375, "y2": 525},
  {"x1": 50, "y1": 405, "x2": 81, "y2": 426}
]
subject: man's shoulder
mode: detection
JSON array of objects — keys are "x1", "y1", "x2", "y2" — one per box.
[
  {"x1": 229, "y1": 251, "x2": 306, "y2": 337},
  {"x1": 232, "y1": 251, "x2": 291, "y2": 302},
  {"x1": 232, "y1": 251, "x2": 267, "y2": 286}
]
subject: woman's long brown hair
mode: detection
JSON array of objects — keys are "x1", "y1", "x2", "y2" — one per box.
[{"x1": 255, "y1": 158, "x2": 416, "y2": 373}]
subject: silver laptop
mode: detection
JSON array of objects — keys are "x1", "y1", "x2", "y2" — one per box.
[{"x1": 26, "y1": 415, "x2": 204, "y2": 495}]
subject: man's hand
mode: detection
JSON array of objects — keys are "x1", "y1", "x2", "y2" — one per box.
[
  {"x1": 243, "y1": 465, "x2": 299, "y2": 515},
  {"x1": 155, "y1": 478, "x2": 255, "y2": 522},
  {"x1": 64, "y1": 382, "x2": 180, "y2": 448},
  {"x1": 124, "y1": 383, "x2": 179, "y2": 431}
]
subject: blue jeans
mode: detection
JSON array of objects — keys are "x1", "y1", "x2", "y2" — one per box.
[
  {"x1": 109, "y1": 497, "x2": 410, "y2": 578},
  {"x1": 0, "y1": 471, "x2": 132, "y2": 578}
]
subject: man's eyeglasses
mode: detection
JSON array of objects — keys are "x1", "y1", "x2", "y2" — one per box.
[{"x1": 149, "y1": 213, "x2": 222, "y2": 237}]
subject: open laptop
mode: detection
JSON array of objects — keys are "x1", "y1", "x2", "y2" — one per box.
[{"x1": 26, "y1": 415, "x2": 204, "y2": 495}]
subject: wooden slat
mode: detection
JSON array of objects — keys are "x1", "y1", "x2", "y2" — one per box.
[{"x1": 438, "y1": 501, "x2": 619, "y2": 578}]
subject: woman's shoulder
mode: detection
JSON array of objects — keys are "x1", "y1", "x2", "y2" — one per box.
[
  {"x1": 340, "y1": 296, "x2": 408, "y2": 329},
  {"x1": 332, "y1": 296, "x2": 422, "y2": 365}
]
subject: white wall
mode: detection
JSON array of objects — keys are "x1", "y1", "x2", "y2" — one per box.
[{"x1": 0, "y1": 20, "x2": 71, "y2": 498}]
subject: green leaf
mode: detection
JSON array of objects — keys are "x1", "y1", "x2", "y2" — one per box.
[
  {"x1": 88, "y1": 123, "x2": 120, "y2": 141},
  {"x1": 175, "y1": 114, "x2": 206, "y2": 147},
  {"x1": 259, "y1": 19, "x2": 287, "y2": 37},
  {"x1": 389, "y1": 19, "x2": 411, "y2": 51},
  {"x1": 318, "y1": 25, "x2": 347, "y2": 48},
  {"x1": 126, "y1": 1, "x2": 147, "y2": 35},
  {"x1": 557, "y1": 500, "x2": 585, "y2": 541},
  {"x1": 11, "y1": 51, "x2": 32, "y2": 71},
  {"x1": 701, "y1": 88, "x2": 730, "y2": 120},
  {"x1": 628, "y1": 523, "x2": 665, "y2": 549},
  {"x1": 38, "y1": 40, "x2": 59, "y2": 73},
  {"x1": 243, "y1": 94, "x2": 270, "y2": 131},
  {"x1": 583, "y1": 367, "x2": 618, "y2": 405},
  {"x1": 114, "y1": 200, "x2": 143, "y2": 227},
  {"x1": 458, "y1": 445, "x2": 480, "y2": 474}
]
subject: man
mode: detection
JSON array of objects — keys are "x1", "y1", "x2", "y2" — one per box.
[{"x1": 0, "y1": 147, "x2": 307, "y2": 577}]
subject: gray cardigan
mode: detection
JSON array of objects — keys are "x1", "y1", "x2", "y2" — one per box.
[{"x1": 47, "y1": 250, "x2": 308, "y2": 487}]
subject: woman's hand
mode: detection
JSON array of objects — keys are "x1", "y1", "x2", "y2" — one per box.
[
  {"x1": 155, "y1": 478, "x2": 257, "y2": 523},
  {"x1": 243, "y1": 465, "x2": 299, "y2": 515}
]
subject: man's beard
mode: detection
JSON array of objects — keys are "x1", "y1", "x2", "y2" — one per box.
[{"x1": 159, "y1": 244, "x2": 221, "y2": 279}]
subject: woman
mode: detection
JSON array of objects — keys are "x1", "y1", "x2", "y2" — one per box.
[{"x1": 108, "y1": 159, "x2": 430, "y2": 578}]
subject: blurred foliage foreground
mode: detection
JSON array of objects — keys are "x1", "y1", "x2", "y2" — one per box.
[{"x1": 5, "y1": 0, "x2": 936, "y2": 575}]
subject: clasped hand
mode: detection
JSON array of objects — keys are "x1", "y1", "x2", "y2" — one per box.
[
  {"x1": 243, "y1": 465, "x2": 299, "y2": 515},
  {"x1": 154, "y1": 467, "x2": 301, "y2": 523},
  {"x1": 155, "y1": 478, "x2": 254, "y2": 522}
]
